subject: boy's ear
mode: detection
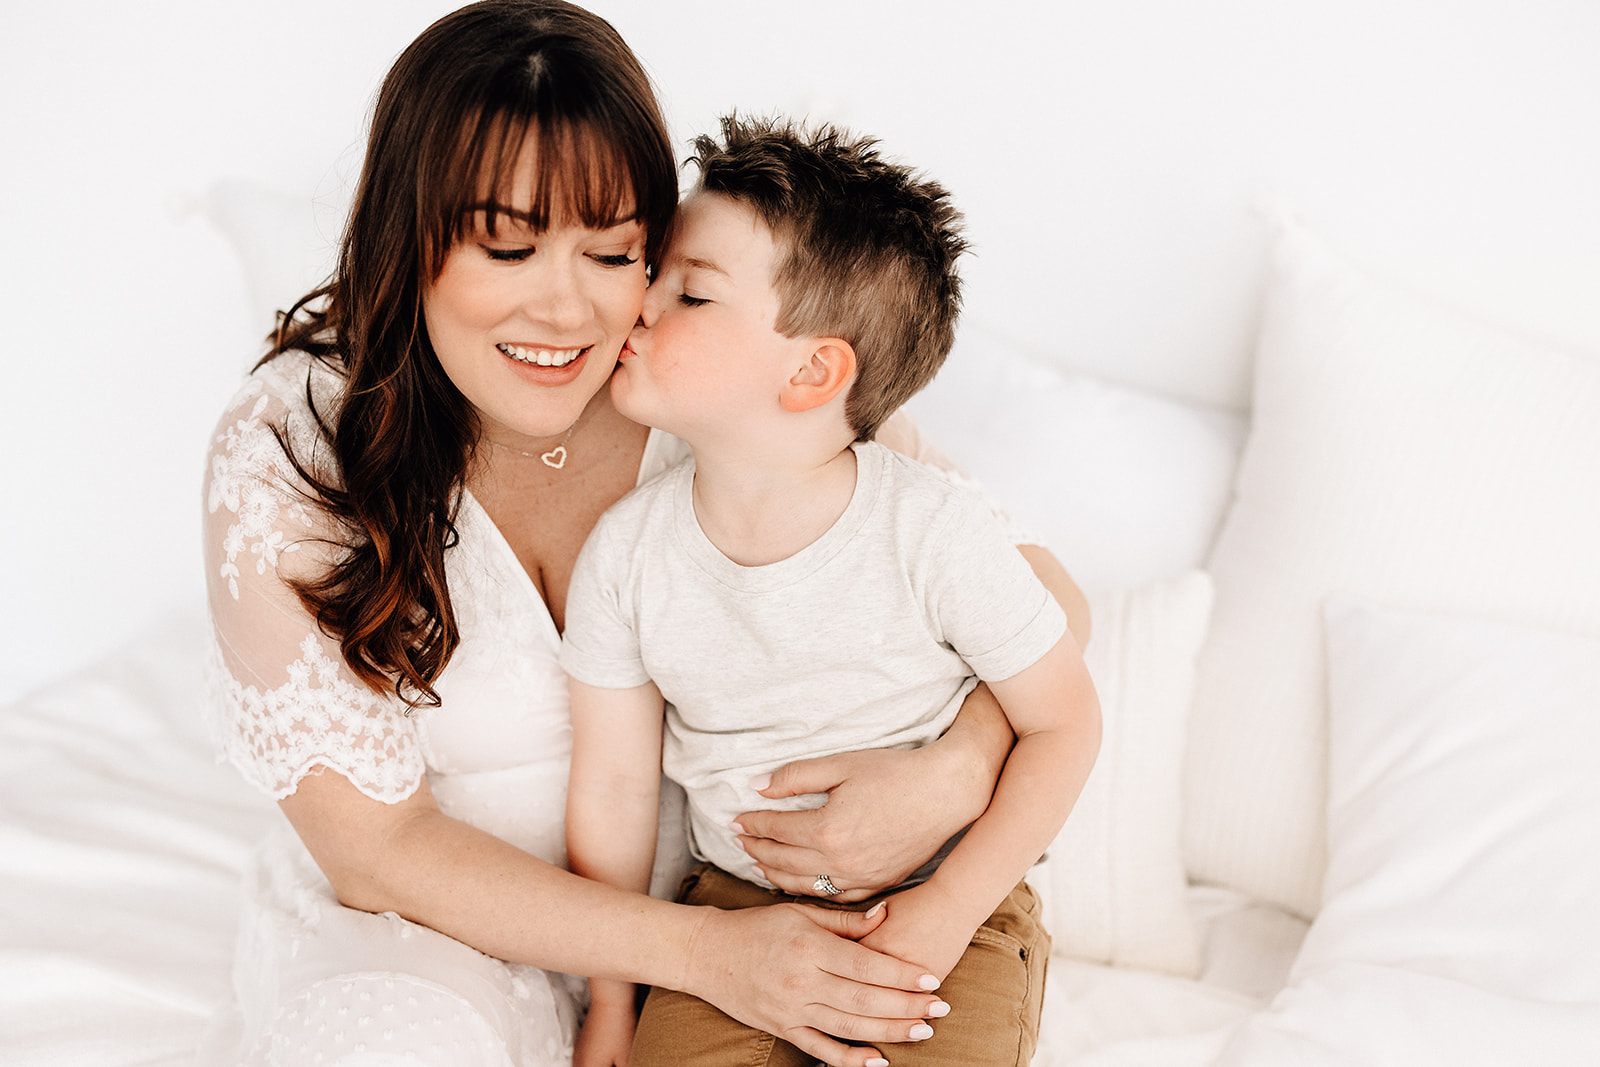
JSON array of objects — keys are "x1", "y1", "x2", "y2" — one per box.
[{"x1": 780, "y1": 338, "x2": 856, "y2": 413}]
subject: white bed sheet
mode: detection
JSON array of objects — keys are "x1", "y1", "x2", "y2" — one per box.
[{"x1": 0, "y1": 614, "x2": 1299, "y2": 1066}]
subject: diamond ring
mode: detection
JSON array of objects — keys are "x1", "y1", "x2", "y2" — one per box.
[{"x1": 812, "y1": 874, "x2": 843, "y2": 897}]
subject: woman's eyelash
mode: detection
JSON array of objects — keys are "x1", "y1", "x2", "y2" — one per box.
[
  {"x1": 479, "y1": 248, "x2": 638, "y2": 266},
  {"x1": 677, "y1": 294, "x2": 709, "y2": 308}
]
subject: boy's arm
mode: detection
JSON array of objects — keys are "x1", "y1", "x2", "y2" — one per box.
[
  {"x1": 566, "y1": 677, "x2": 668, "y2": 1067},
  {"x1": 860, "y1": 634, "x2": 1100, "y2": 978}
]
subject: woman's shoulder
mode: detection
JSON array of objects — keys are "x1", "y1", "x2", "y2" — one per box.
[
  {"x1": 213, "y1": 349, "x2": 343, "y2": 442},
  {"x1": 207, "y1": 350, "x2": 345, "y2": 483},
  {"x1": 203, "y1": 351, "x2": 348, "y2": 596}
]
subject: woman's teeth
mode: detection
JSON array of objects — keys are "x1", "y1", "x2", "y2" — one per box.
[{"x1": 497, "y1": 343, "x2": 584, "y2": 367}]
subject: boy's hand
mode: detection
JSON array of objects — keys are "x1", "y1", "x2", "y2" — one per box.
[
  {"x1": 572, "y1": 995, "x2": 635, "y2": 1067},
  {"x1": 857, "y1": 882, "x2": 975, "y2": 983}
]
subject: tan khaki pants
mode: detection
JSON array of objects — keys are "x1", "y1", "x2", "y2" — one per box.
[{"x1": 628, "y1": 864, "x2": 1050, "y2": 1066}]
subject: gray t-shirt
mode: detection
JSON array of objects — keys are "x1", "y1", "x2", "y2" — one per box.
[{"x1": 560, "y1": 440, "x2": 1067, "y2": 887}]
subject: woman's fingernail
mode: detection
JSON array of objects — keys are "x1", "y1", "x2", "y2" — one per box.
[
  {"x1": 927, "y1": 1000, "x2": 951, "y2": 1018},
  {"x1": 866, "y1": 1059, "x2": 890, "y2": 1067},
  {"x1": 865, "y1": 901, "x2": 886, "y2": 918},
  {"x1": 730, "y1": 821, "x2": 745, "y2": 836},
  {"x1": 917, "y1": 974, "x2": 940, "y2": 991},
  {"x1": 909, "y1": 1023, "x2": 934, "y2": 1040},
  {"x1": 748, "y1": 773, "x2": 771, "y2": 791}
]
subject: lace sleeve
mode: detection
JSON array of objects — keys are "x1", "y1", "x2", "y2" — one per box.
[
  {"x1": 876, "y1": 408, "x2": 1046, "y2": 547},
  {"x1": 201, "y1": 362, "x2": 424, "y2": 804}
]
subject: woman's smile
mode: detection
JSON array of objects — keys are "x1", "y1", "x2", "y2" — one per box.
[{"x1": 496, "y1": 342, "x2": 590, "y2": 368}]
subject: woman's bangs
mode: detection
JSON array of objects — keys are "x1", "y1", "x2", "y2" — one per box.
[{"x1": 453, "y1": 114, "x2": 646, "y2": 239}]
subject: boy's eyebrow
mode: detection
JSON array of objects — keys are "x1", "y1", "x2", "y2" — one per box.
[{"x1": 679, "y1": 255, "x2": 728, "y2": 277}]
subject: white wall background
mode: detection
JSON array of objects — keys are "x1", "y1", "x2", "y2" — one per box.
[{"x1": 3, "y1": 0, "x2": 1597, "y2": 703}]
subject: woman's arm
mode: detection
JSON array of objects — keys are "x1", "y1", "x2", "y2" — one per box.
[{"x1": 280, "y1": 767, "x2": 943, "y2": 1067}]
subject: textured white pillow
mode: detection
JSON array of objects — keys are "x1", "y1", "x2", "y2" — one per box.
[
  {"x1": 1028, "y1": 570, "x2": 1212, "y2": 976},
  {"x1": 1214, "y1": 601, "x2": 1600, "y2": 1065},
  {"x1": 908, "y1": 330, "x2": 1245, "y2": 591},
  {"x1": 1184, "y1": 220, "x2": 1600, "y2": 917}
]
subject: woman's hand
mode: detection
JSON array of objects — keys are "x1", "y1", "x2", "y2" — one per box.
[
  {"x1": 733, "y1": 684, "x2": 1012, "y2": 901},
  {"x1": 682, "y1": 902, "x2": 945, "y2": 1067}
]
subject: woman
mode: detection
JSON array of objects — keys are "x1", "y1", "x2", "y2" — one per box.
[{"x1": 201, "y1": 2, "x2": 1087, "y2": 1064}]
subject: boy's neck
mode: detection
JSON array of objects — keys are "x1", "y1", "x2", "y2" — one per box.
[{"x1": 688, "y1": 437, "x2": 859, "y2": 567}]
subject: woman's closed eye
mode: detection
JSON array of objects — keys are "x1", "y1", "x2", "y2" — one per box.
[
  {"x1": 677, "y1": 293, "x2": 709, "y2": 308},
  {"x1": 483, "y1": 245, "x2": 534, "y2": 263},
  {"x1": 477, "y1": 248, "x2": 639, "y2": 267}
]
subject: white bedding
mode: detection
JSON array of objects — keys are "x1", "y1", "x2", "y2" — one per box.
[
  {"x1": 0, "y1": 616, "x2": 274, "y2": 1064},
  {"x1": 0, "y1": 615, "x2": 1299, "y2": 1066}
]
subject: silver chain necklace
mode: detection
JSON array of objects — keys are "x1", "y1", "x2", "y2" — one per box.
[{"x1": 486, "y1": 408, "x2": 588, "y2": 470}]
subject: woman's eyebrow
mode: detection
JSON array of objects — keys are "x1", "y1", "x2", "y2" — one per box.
[{"x1": 462, "y1": 205, "x2": 643, "y2": 231}]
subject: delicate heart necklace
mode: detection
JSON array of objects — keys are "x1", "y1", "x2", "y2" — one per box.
[{"x1": 487, "y1": 406, "x2": 591, "y2": 470}]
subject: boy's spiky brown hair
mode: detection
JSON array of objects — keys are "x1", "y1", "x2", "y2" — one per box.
[{"x1": 689, "y1": 114, "x2": 967, "y2": 440}]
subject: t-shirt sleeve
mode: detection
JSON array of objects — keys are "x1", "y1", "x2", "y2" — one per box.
[
  {"x1": 559, "y1": 511, "x2": 652, "y2": 689},
  {"x1": 922, "y1": 492, "x2": 1068, "y2": 682},
  {"x1": 876, "y1": 408, "x2": 1046, "y2": 547},
  {"x1": 201, "y1": 370, "x2": 424, "y2": 804}
]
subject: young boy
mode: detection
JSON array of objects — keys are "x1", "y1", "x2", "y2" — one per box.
[{"x1": 561, "y1": 115, "x2": 1100, "y2": 1067}]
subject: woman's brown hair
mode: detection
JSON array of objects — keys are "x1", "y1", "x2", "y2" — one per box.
[{"x1": 263, "y1": 0, "x2": 677, "y2": 708}]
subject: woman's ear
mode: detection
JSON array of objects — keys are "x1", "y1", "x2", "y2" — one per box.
[{"x1": 780, "y1": 339, "x2": 856, "y2": 413}]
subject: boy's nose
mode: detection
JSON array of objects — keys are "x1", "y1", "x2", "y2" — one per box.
[{"x1": 637, "y1": 283, "x2": 664, "y2": 328}]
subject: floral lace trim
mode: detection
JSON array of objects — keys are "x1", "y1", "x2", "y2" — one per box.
[
  {"x1": 207, "y1": 380, "x2": 319, "y2": 601},
  {"x1": 206, "y1": 631, "x2": 423, "y2": 804}
]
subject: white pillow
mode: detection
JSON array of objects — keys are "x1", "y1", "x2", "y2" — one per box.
[
  {"x1": 1028, "y1": 570, "x2": 1212, "y2": 976},
  {"x1": 1184, "y1": 219, "x2": 1600, "y2": 917},
  {"x1": 1311, "y1": 600, "x2": 1600, "y2": 999},
  {"x1": 1214, "y1": 601, "x2": 1600, "y2": 1065},
  {"x1": 908, "y1": 330, "x2": 1246, "y2": 591}
]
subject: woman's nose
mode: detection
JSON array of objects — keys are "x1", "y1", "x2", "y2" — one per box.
[{"x1": 528, "y1": 259, "x2": 586, "y2": 329}]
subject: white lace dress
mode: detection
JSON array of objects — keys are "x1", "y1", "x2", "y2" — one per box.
[
  {"x1": 199, "y1": 352, "x2": 693, "y2": 1067},
  {"x1": 198, "y1": 351, "x2": 1023, "y2": 1066}
]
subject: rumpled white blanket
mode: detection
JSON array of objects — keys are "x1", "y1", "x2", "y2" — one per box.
[{"x1": 8, "y1": 615, "x2": 1589, "y2": 1066}]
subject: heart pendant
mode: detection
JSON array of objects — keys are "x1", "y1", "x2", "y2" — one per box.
[{"x1": 540, "y1": 445, "x2": 568, "y2": 470}]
